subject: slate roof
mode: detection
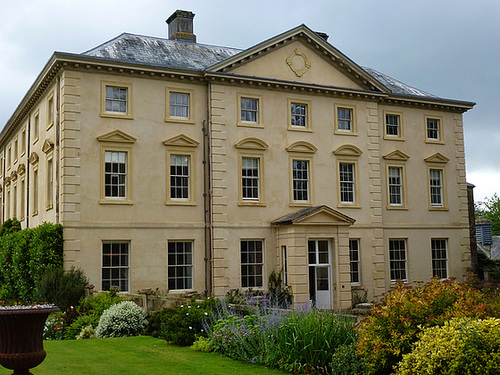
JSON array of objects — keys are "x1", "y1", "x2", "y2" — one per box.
[
  {"x1": 77, "y1": 31, "x2": 467, "y2": 104},
  {"x1": 83, "y1": 33, "x2": 242, "y2": 71}
]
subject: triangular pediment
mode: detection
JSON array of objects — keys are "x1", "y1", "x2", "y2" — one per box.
[
  {"x1": 424, "y1": 152, "x2": 449, "y2": 164},
  {"x1": 42, "y1": 139, "x2": 54, "y2": 154},
  {"x1": 383, "y1": 150, "x2": 410, "y2": 161},
  {"x1": 286, "y1": 141, "x2": 317, "y2": 154},
  {"x1": 17, "y1": 163, "x2": 26, "y2": 175},
  {"x1": 234, "y1": 137, "x2": 269, "y2": 151},
  {"x1": 97, "y1": 129, "x2": 137, "y2": 144},
  {"x1": 162, "y1": 134, "x2": 199, "y2": 148},
  {"x1": 29, "y1": 152, "x2": 39, "y2": 165},
  {"x1": 207, "y1": 25, "x2": 387, "y2": 93},
  {"x1": 272, "y1": 205, "x2": 355, "y2": 226},
  {"x1": 333, "y1": 144, "x2": 363, "y2": 157}
]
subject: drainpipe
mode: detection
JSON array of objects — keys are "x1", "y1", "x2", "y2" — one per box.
[
  {"x1": 203, "y1": 119, "x2": 208, "y2": 296},
  {"x1": 26, "y1": 117, "x2": 31, "y2": 228}
]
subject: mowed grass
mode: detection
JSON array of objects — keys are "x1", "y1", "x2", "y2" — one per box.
[{"x1": 0, "y1": 336, "x2": 287, "y2": 375}]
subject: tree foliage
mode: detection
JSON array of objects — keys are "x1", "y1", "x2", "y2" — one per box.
[{"x1": 476, "y1": 193, "x2": 500, "y2": 235}]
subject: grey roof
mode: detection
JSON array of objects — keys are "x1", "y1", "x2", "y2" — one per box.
[
  {"x1": 490, "y1": 237, "x2": 500, "y2": 259},
  {"x1": 362, "y1": 67, "x2": 440, "y2": 99},
  {"x1": 79, "y1": 32, "x2": 468, "y2": 105},
  {"x1": 272, "y1": 206, "x2": 327, "y2": 225},
  {"x1": 83, "y1": 33, "x2": 242, "y2": 71}
]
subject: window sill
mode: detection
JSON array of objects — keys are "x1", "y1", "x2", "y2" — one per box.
[
  {"x1": 383, "y1": 136, "x2": 405, "y2": 142},
  {"x1": 288, "y1": 126, "x2": 313, "y2": 133},
  {"x1": 338, "y1": 203, "x2": 361, "y2": 209},
  {"x1": 46, "y1": 122, "x2": 54, "y2": 131},
  {"x1": 99, "y1": 199, "x2": 134, "y2": 205},
  {"x1": 290, "y1": 202, "x2": 313, "y2": 207},
  {"x1": 32, "y1": 211, "x2": 38, "y2": 217},
  {"x1": 387, "y1": 206, "x2": 408, "y2": 211},
  {"x1": 238, "y1": 201, "x2": 267, "y2": 207},
  {"x1": 334, "y1": 130, "x2": 358, "y2": 136},
  {"x1": 429, "y1": 206, "x2": 449, "y2": 211},
  {"x1": 237, "y1": 122, "x2": 264, "y2": 129},
  {"x1": 46, "y1": 205, "x2": 53, "y2": 211},
  {"x1": 165, "y1": 201, "x2": 197, "y2": 206},
  {"x1": 165, "y1": 117, "x2": 195, "y2": 125},
  {"x1": 425, "y1": 139, "x2": 445, "y2": 145},
  {"x1": 100, "y1": 112, "x2": 134, "y2": 120}
]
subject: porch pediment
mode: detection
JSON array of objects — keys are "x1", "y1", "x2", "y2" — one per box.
[{"x1": 272, "y1": 205, "x2": 355, "y2": 226}]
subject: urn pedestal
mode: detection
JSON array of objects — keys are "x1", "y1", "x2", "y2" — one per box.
[{"x1": 0, "y1": 305, "x2": 60, "y2": 375}]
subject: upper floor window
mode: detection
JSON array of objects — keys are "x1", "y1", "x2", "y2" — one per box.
[
  {"x1": 336, "y1": 106, "x2": 356, "y2": 134},
  {"x1": 292, "y1": 159, "x2": 309, "y2": 202},
  {"x1": 166, "y1": 88, "x2": 194, "y2": 124},
  {"x1": 33, "y1": 111, "x2": 40, "y2": 143},
  {"x1": 170, "y1": 154, "x2": 190, "y2": 201},
  {"x1": 241, "y1": 98, "x2": 258, "y2": 123},
  {"x1": 105, "y1": 151, "x2": 127, "y2": 199},
  {"x1": 291, "y1": 103, "x2": 307, "y2": 127},
  {"x1": 388, "y1": 166, "x2": 403, "y2": 206},
  {"x1": 47, "y1": 94, "x2": 54, "y2": 129},
  {"x1": 425, "y1": 116, "x2": 444, "y2": 143},
  {"x1": 169, "y1": 92, "x2": 189, "y2": 118},
  {"x1": 339, "y1": 162, "x2": 355, "y2": 204},
  {"x1": 101, "y1": 82, "x2": 133, "y2": 119},
  {"x1": 384, "y1": 112, "x2": 403, "y2": 140},
  {"x1": 429, "y1": 168, "x2": 443, "y2": 207},
  {"x1": 242, "y1": 157, "x2": 260, "y2": 201}
]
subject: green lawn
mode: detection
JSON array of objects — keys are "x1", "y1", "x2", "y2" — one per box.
[{"x1": 0, "y1": 336, "x2": 287, "y2": 375}]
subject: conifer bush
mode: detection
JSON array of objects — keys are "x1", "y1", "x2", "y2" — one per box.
[{"x1": 95, "y1": 301, "x2": 147, "y2": 338}]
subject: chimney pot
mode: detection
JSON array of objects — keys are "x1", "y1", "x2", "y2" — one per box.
[{"x1": 166, "y1": 10, "x2": 196, "y2": 43}]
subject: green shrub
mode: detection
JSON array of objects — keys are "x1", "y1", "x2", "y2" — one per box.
[
  {"x1": 43, "y1": 313, "x2": 65, "y2": 340},
  {"x1": 191, "y1": 336, "x2": 213, "y2": 352},
  {"x1": 356, "y1": 278, "x2": 500, "y2": 375},
  {"x1": 95, "y1": 301, "x2": 147, "y2": 338},
  {"x1": 395, "y1": 318, "x2": 500, "y2": 375},
  {"x1": 146, "y1": 299, "x2": 214, "y2": 346},
  {"x1": 76, "y1": 325, "x2": 96, "y2": 340},
  {"x1": 0, "y1": 222, "x2": 63, "y2": 303},
  {"x1": 330, "y1": 343, "x2": 366, "y2": 375},
  {"x1": 36, "y1": 267, "x2": 88, "y2": 311},
  {"x1": 65, "y1": 314, "x2": 100, "y2": 340},
  {"x1": 79, "y1": 291, "x2": 122, "y2": 317},
  {"x1": 267, "y1": 310, "x2": 357, "y2": 374}
]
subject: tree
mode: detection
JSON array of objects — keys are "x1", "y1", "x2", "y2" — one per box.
[{"x1": 476, "y1": 193, "x2": 500, "y2": 236}]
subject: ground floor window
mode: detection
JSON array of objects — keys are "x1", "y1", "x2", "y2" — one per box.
[
  {"x1": 102, "y1": 242, "x2": 129, "y2": 291},
  {"x1": 431, "y1": 239, "x2": 448, "y2": 279},
  {"x1": 241, "y1": 240, "x2": 263, "y2": 288},
  {"x1": 168, "y1": 241, "x2": 193, "y2": 290},
  {"x1": 349, "y1": 239, "x2": 360, "y2": 284},
  {"x1": 389, "y1": 239, "x2": 407, "y2": 281}
]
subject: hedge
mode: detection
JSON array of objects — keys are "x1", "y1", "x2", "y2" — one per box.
[{"x1": 0, "y1": 221, "x2": 63, "y2": 302}]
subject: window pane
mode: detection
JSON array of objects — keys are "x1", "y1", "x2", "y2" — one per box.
[
  {"x1": 102, "y1": 242, "x2": 129, "y2": 292},
  {"x1": 104, "y1": 151, "x2": 127, "y2": 199},
  {"x1": 241, "y1": 240, "x2": 263, "y2": 288},
  {"x1": 168, "y1": 241, "x2": 193, "y2": 290}
]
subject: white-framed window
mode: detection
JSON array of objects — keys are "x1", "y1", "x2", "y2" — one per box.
[
  {"x1": 282, "y1": 245, "x2": 288, "y2": 286},
  {"x1": 169, "y1": 92, "x2": 190, "y2": 118},
  {"x1": 105, "y1": 86, "x2": 128, "y2": 113},
  {"x1": 242, "y1": 157, "x2": 260, "y2": 201},
  {"x1": 431, "y1": 239, "x2": 448, "y2": 279},
  {"x1": 389, "y1": 239, "x2": 407, "y2": 282},
  {"x1": 12, "y1": 184, "x2": 17, "y2": 219},
  {"x1": 32, "y1": 168, "x2": 38, "y2": 216},
  {"x1": 241, "y1": 240, "x2": 263, "y2": 288},
  {"x1": 429, "y1": 169, "x2": 443, "y2": 207},
  {"x1": 385, "y1": 113, "x2": 402, "y2": 138},
  {"x1": 104, "y1": 151, "x2": 127, "y2": 199},
  {"x1": 168, "y1": 241, "x2": 193, "y2": 290},
  {"x1": 291, "y1": 102, "x2": 307, "y2": 127},
  {"x1": 102, "y1": 242, "x2": 129, "y2": 292},
  {"x1": 426, "y1": 118, "x2": 440, "y2": 141},
  {"x1": 292, "y1": 159, "x2": 309, "y2": 202},
  {"x1": 20, "y1": 179, "x2": 25, "y2": 220},
  {"x1": 241, "y1": 97, "x2": 258, "y2": 123},
  {"x1": 388, "y1": 166, "x2": 403, "y2": 206},
  {"x1": 337, "y1": 107, "x2": 353, "y2": 132},
  {"x1": 339, "y1": 162, "x2": 355, "y2": 204},
  {"x1": 13, "y1": 138, "x2": 18, "y2": 162},
  {"x1": 170, "y1": 154, "x2": 190, "y2": 201},
  {"x1": 349, "y1": 239, "x2": 360, "y2": 284}
]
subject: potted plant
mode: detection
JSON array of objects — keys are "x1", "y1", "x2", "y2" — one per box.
[{"x1": 0, "y1": 303, "x2": 60, "y2": 374}]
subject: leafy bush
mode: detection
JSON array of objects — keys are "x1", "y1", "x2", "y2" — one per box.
[
  {"x1": 37, "y1": 267, "x2": 88, "y2": 311},
  {"x1": 356, "y1": 278, "x2": 500, "y2": 375},
  {"x1": 65, "y1": 314, "x2": 99, "y2": 340},
  {"x1": 95, "y1": 301, "x2": 147, "y2": 338},
  {"x1": 79, "y1": 291, "x2": 122, "y2": 317},
  {"x1": 266, "y1": 269, "x2": 293, "y2": 309},
  {"x1": 395, "y1": 318, "x2": 500, "y2": 375},
  {"x1": 267, "y1": 310, "x2": 357, "y2": 374},
  {"x1": 43, "y1": 313, "x2": 65, "y2": 340},
  {"x1": 146, "y1": 299, "x2": 215, "y2": 346},
  {"x1": 0, "y1": 222, "x2": 63, "y2": 303},
  {"x1": 76, "y1": 325, "x2": 96, "y2": 340},
  {"x1": 330, "y1": 343, "x2": 366, "y2": 375}
]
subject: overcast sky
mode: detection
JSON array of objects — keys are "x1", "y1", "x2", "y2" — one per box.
[{"x1": 0, "y1": 0, "x2": 498, "y2": 201}]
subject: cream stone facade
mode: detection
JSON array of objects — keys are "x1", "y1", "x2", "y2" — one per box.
[{"x1": 0, "y1": 10, "x2": 474, "y2": 309}]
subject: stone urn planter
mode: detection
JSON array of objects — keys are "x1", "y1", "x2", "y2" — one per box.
[{"x1": 0, "y1": 304, "x2": 60, "y2": 375}]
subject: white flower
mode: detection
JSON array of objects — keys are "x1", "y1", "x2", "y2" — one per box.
[{"x1": 189, "y1": 326, "x2": 192, "y2": 330}]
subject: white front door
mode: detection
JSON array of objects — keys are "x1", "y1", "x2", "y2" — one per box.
[{"x1": 308, "y1": 240, "x2": 332, "y2": 309}]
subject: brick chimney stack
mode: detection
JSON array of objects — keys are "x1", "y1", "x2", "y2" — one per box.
[{"x1": 166, "y1": 10, "x2": 196, "y2": 43}]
